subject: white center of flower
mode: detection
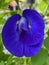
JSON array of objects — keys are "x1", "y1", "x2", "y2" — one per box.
[{"x1": 16, "y1": 17, "x2": 31, "y2": 32}]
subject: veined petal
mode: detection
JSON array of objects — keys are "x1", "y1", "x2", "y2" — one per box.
[
  {"x1": 24, "y1": 37, "x2": 44, "y2": 57},
  {"x1": 2, "y1": 14, "x2": 24, "y2": 57},
  {"x1": 23, "y1": 9, "x2": 44, "y2": 45}
]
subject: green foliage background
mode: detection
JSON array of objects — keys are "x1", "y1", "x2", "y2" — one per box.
[{"x1": 0, "y1": 0, "x2": 49, "y2": 65}]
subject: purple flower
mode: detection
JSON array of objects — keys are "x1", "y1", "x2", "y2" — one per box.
[{"x1": 2, "y1": 9, "x2": 44, "y2": 57}]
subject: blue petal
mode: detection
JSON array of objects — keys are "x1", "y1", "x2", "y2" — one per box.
[
  {"x1": 2, "y1": 14, "x2": 24, "y2": 57},
  {"x1": 24, "y1": 37, "x2": 44, "y2": 57},
  {"x1": 23, "y1": 9, "x2": 44, "y2": 45}
]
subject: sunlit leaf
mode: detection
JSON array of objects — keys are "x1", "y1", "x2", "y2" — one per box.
[
  {"x1": 0, "y1": 61, "x2": 4, "y2": 65},
  {"x1": 31, "y1": 48, "x2": 48, "y2": 65},
  {"x1": 44, "y1": 35, "x2": 49, "y2": 50},
  {"x1": 0, "y1": 51, "x2": 10, "y2": 61},
  {"x1": 44, "y1": 33, "x2": 48, "y2": 39},
  {"x1": 0, "y1": 34, "x2": 3, "y2": 51},
  {"x1": 38, "y1": 0, "x2": 47, "y2": 12},
  {"x1": 5, "y1": 0, "x2": 11, "y2": 3},
  {"x1": 6, "y1": 56, "x2": 13, "y2": 65},
  {"x1": 44, "y1": 24, "x2": 49, "y2": 34}
]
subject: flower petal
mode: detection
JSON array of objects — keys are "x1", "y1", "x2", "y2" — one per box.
[
  {"x1": 2, "y1": 14, "x2": 24, "y2": 57},
  {"x1": 23, "y1": 9, "x2": 44, "y2": 45},
  {"x1": 19, "y1": 17, "x2": 28, "y2": 31},
  {"x1": 24, "y1": 37, "x2": 44, "y2": 57}
]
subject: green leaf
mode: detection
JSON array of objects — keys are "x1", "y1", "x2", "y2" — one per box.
[
  {"x1": 38, "y1": 0, "x2": 47, "y2": 11},
  {"x1": 44, "y1": 35, "x2": 49, "y2": 50},
  {"x1": 44, "y1": 33, "x2": 48, "y2": 39},
  {"x1": 19, "y1": 0, "x2": 26, "y2": 2},
  {"x1": 5, "y1": 0, "x2": 11, "y2": 3},
  {"x1": 0, "y1": 19, "x2": 5, "y2": 24},
  {"x1": 44, "y1": 24, "x2": 49, "y2": 34},
  {"x1": 46, "y1": 57, "x2": 49, "y2": 65},
  {"x1": 16, "y1": 0, "x2": 19, "y2": 3},
  {"x1": 0, "y1": 34, "x2": 3, "y2": 51},
  {"x1": 6, "y1": 56, "x2": 13, "y2": 65},
  {"x1": 17, "y1": 10, "x2": 22, "y2": 15},
  {"x1": 0, "y1": 51, "x2": 10, "y2": 61},
  {"x1": 31, "y1": 48, "x2": 48, "y2": 65},
  {"x1": 0, "y1": 61, "x2": 4, "y2": 65},
  {"x1": 0, "y1": 14, "x2": 4, "y2": 18},
  {"x1": 0, "y1": 0, "x2": 8, "y2": 9}
]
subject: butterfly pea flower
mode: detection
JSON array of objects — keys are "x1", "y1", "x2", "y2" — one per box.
[{"x1": 2, "y1": 9, "x2": 44, "y2": 57}]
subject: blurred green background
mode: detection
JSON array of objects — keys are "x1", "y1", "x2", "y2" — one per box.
[{"x1": 0, "y1": 0, "x2": 49, "y2": 65}]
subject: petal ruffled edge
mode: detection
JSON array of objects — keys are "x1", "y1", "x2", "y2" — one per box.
[
  {"x1": 22, "y1": 9, "x2": 44, "y2": 45},
  {"x1": 24, "y1": 37, "x2": 44, "y2": 57}
]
